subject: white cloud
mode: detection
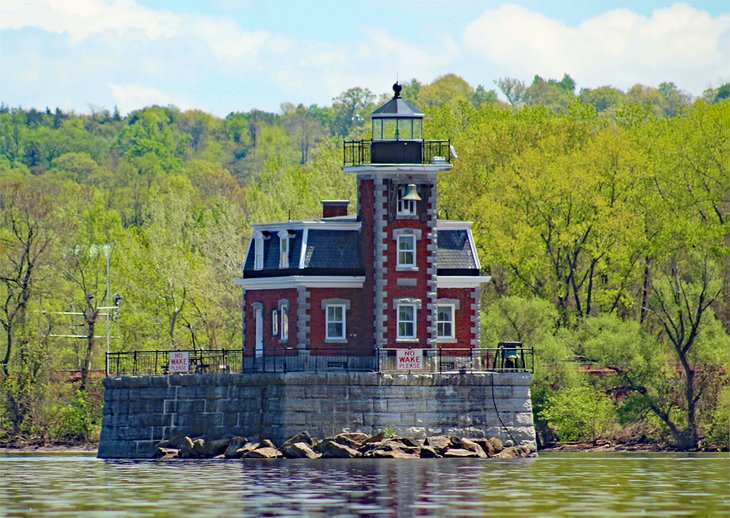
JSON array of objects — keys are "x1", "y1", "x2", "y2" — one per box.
[
  {"x1": 108, "y1": 83, "x2": 194, "y2": 114},
  {"x1": 463, "y1": 3, "x2": 730, "y2": 93},
  {"x1": 1, "y1": 0, "x2": 181, "y2": 44},
  {"x1": 3, "y1": 0, "x2": 726, "y2": 116}
]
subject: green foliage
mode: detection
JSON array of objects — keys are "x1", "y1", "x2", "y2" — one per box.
[
  {"x1": 51, "y1": 388, "x2": 102, "y2": 443},
  {"x1": 539, "y1": 385, "x2": 617, "y2": 442},
  {"x1": 707, "y1": 387, "x2": 730, "y2": 449}
]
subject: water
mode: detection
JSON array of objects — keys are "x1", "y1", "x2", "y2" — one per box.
[{"x1": 1, "y1": 452, "x2": 728, "y2": 517}]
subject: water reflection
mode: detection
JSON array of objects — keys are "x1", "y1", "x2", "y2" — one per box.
[{"x1": 1, "y1": 453, "x2": 727, "y2": 517}]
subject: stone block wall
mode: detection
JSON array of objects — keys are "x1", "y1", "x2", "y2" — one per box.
[{"x1": 99, "y1": 372, "x2": 536, "y2": 458}]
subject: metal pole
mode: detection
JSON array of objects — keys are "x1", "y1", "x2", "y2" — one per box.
[{"x1": 105, "y1": 244, "x2": 111, "y2": 355}]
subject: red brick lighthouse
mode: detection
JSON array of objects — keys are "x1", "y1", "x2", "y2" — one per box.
[{"x1": 237, "y1": 83, "x2": 490, "y2": 370}]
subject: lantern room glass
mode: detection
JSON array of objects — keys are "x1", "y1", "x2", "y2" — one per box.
[{"x1": 372, "y1": 118, "x2": 422, "y2": 141}]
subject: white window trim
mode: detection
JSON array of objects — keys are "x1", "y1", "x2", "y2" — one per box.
[
  {"x1": 236, "y1": 276, "x2": 366, "y2": 290},
  {"x1": 321, "y1": 298, "x2": 350, "y2": 343},
  {"x1": 271, "y1": 308, "x2": 279, "y2": 336},
  {"x1": 393, "y1": 228, "x2": 421, "y2": 272},
  {"x1": 396, "y1": 185, "x2": 417, "y2": 216},
  {"x1": 253, "y1": 231, "x2": 265, "y2": 270},
  {"x1": 393, "y1": 298, "x2": 421, "y2": 342},
  {"x1": 436, "y1": 303, "x2": 456, "y2": 341},
  {"x1": 396, "y1": 234, "x2": 416, "y2": 269},
  {"x1": 326, "y1": 304, "x2": 346, "y2": 341},
  {"x1": 397, "y1": 303, "x2": 417, "y2": 341},
  {"x1": 278, "y1": 300, "x2": 289, "y2": 342},
  {"x1": 278, "y1": 230, "x2": 293, "y2": 269}
]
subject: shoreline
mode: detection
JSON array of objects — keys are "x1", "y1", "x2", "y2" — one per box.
[
  {"x1": 1, "y1": 444, "x2": 98, "y2": 454},
  {"x1": 2, "y1": 441, "x2": 724, "y2": 455}
]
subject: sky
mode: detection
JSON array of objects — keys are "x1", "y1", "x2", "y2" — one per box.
[{"x1": 1, "y1": 0, "x2": 729, "y2": 116}]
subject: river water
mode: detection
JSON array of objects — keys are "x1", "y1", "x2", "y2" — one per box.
[{"x1": 1, "y1": 452, "x2": 728, "y2": 517}]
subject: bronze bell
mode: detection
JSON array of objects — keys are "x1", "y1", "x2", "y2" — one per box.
[{"x1": 402, "y1": 183, "x2": 421, "y2": 201}]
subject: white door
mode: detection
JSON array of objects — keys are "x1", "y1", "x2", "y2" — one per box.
[{"x1": 254, "y1": 306, "x2": 263, "y2": 358}]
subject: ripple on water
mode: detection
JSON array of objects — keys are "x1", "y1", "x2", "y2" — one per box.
[{"x1": 0, "y1": 453, "x2": 728, "y2": 517}]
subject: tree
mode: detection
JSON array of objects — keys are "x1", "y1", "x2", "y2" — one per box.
[
  {"x1": 523, "y1": 75, "x2": 576, "y2": 112},
  {"x1": 626, "y1": 84, "x2": 666, "y2": 117},
  {"x1": 540, "y1": 385, "x2": 616, "y2": 442},
  {"x1": 495, "y1": 78, "x2": 526, "y2": 107},
  {"x1": 645, "y1": 252, "x2": 724, "y2": 448},
  {"x1": 417, "y1": 74, "x2": 474, "y2": 110},
  {"x1": 657, "y1": 82, "x2": 692, "y2": 117},
  {"x1": 472, "y1": 85, "x2": 499, "y2": 107},
  {"x1": 331, "y1": 87, "x2": 375, "y2": 138},
  {"x1": 579, "y1": 86, "x2": 626, "y2": 113},
  {"x1": 281, "y1": 103, "x2": 326, "y2": 164},
  {"x1": 0, "y1": 177, "x2": 58, "y2": 376},
  {"x1": 60, "y1": 195, "x2": 124, "y2": 390}
]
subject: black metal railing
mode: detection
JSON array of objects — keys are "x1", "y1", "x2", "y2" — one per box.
[
  {"x1": 106, "y1": 349, "x2": 242, "y2": 377},
  {"x1": 105, "y1": 346, "x2": 533, "y2": 376},
  {"x1": 343, "y1": 139, "x2": 451, "y2": 166}
]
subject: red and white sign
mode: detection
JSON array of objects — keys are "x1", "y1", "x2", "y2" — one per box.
[
  {"x1": 169, "y1": 351, "x2": 189, "y2": 373},
  {"x1": 396, "y1": 349, "x2": 424, "y2": 370}
]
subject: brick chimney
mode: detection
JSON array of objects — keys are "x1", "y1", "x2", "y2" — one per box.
[{"x1": 321, "y1": 200, "x2": 349, "y2": 218}]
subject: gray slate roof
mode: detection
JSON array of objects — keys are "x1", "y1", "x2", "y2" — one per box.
[
  {"x1": 243, "y1": 225, "x2": 477, "y2": 276},
  {"x1": 436, "y1": 230, "x2": 477, "y2": 270},
  {"x1": 303, "y1": 230, "x2": 361, "y2": 269}
]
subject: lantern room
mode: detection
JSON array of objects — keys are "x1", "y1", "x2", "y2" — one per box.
[{"x1": 370, "y1": 82, "x2": 424, "y2": 164}]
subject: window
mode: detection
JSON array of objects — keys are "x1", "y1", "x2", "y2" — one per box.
[
  {"x1": 397, "y1": 304, "x2": 416, "y2": 339},
  {"x1": 326, "y1": 304, "x2": 346, "y2": 340},
  {"x1": 436, "y1": 304, "x2": 455, "y2": 339},
  {"x1": 397, "y1": 185, "x2": 416, "y2": 216},
  {"x1": 279, "y1": 301, "x2": 289, "y2": 341},
  {"x1": 322, "y1": 298, "x2": 351, "y2": 342},
  {"x1": 397, "y1": 234, "x2": 416, "y2": 268},
  {"x1": 278, "y1": 230, "x2": 291, "y2": 269},
  {"x1": 254, "y1": 234, "x2": 264, "y2": 270},
  {"x1": 271, "y1": 309, "x2": 279, "y2": 336}
]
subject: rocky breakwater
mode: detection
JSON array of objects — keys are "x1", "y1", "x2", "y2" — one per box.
[{"x1": 154, "y1": 431, "x2": 536, "y2": 460}]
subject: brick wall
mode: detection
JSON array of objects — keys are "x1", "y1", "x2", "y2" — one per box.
[
  {"x1": 358, "y1": 177, "x2": 377, "y2": 347},
  {"x1": 99, "y1": 372, "x2": 537, "y2": 458},
  {"x1": 243, "y1": 288, "x2": 298, "y2": 354},
  {"x1": 307, "y1": 287, "x2": 370, "y2": 353},
  {"x1": 436, "y1": 287, "x2": 476, "y2": 348}
]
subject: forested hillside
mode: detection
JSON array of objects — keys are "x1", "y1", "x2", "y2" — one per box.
[{"x1": 1, "y1": 74, "x2": 728, "y2": 449}]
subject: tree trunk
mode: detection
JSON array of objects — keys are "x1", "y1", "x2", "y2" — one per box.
[
  {"x1": 640, "y1": 256, "x2": 651, "y2": 324},
  {"x1": 80, "y1": 309, "x2": 98, "y2": 392}
]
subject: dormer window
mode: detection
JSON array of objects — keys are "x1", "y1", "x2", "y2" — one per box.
[
  {"x1": 278, "y1": 230, "x2": 292, "y2": 269},
  {"x1": 253, "y1": 231, "x2": 265, "y2": 270}
]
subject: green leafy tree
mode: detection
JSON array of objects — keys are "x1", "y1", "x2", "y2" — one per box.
[
  {"x1": 331, "y1": 87, "x2": 375, "y2": 138},
  {"x1": 417, "y1": 74, "x2": 474, "y2": 111},
  {"x1": 495, "y1": 78, "x2": 526, "y2": 107},
  {"x1": 540, "y1": 385, "x2": 617, "y2": 442},
  {"x1": 579, "y1": 86, "x2": 626, "y2": 113}
]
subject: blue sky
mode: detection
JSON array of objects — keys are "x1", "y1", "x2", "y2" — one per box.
[{"x1": 1, "y1": 1, "x2": 728, "y2": 116}]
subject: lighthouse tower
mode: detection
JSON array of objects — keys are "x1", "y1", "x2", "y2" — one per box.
[{"x1": 344, "y1": 82, "x2": 489, "y2": 359}]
